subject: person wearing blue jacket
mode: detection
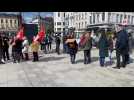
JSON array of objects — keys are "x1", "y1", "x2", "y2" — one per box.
[{"x1": 113, "y1": 25, "x2": 129, "y2": 69}]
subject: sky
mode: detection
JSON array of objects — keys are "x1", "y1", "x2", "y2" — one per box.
[{"x1": 0, "y1": 12, "x2": 53, "y2": 23}]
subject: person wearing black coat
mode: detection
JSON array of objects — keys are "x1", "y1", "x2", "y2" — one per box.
[
  {"x1": 14, "y1": 38, "x2": 23, "y2": 63},
  {"x1": 114, "y1": 26, "x2": 129, "y2": 69},
  {"x1": 2, "y1": 35, "x2": 10, "y2": 61},
  {"x1": 0, "y1": 35, "x2": 5, "y2": 64}
]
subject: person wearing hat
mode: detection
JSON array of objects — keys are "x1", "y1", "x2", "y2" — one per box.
[
  {"x1": 113, "y1": 25, "x2": 129, "y2": 69},
  {"x1": 66, "y1": 35, "x2": 78, "y2": 64}
]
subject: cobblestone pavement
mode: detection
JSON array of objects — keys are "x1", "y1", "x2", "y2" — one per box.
[{"x1": 0, "y1": 46, "x2": 134, "y2": 87}]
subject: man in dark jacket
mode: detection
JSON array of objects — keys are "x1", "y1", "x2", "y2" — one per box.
[
  {"x1": 0, "y1": 35, "x2": 5, "y2": 64},
  {"x1": 2, "y1": 35, "x2": 10, "y2": 61},
  {"x1": 114, "y1": 25, "x2": 129, "y2": 69},
  {"x1": 14, "y1": 38, "x2": 23, "y2": 63},
  {"x1": 55, "y1": 34, "x2": 61, "y2": 55}
]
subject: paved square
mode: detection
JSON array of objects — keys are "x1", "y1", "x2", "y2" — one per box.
[{"x1": 0, "y1": 48, "x2": 134, "y2": 87}]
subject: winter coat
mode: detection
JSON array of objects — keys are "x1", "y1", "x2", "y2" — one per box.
[
  {"x1": 3, "y1": 36, "x2": 9, "y2": 49},
  {"x1": 14, "y1": 39, "x2": 23, "y2": 52},
  {"x1": 66, "y1": 39, "x2": 78, "y2": 55},
  {"x1": 116, "y1": 29, "x2": 129, "y2": 55},
  {"x1": 98, "y1": 36, "x2": 109, "y2": 57},
  {"x1": 31, "y1": 41, "x2": 39, "y2": 52},
  {"x1": 22, "y1": 39, "x2": 29, "y2": 53},
  {"x1": 81, "y1": 38, "x2": 92, "y2": 51}
]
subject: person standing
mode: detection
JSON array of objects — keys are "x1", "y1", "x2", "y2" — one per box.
[
  {"x1": 14, "y1": 38, "x2": 23, "y2": 63},
  {"x1": 10, "y1": 36, "x2": 17, "y2": 63},
  {"x1": 0, "y1": 34, "x2": 5, "y2": 64},
  {"x1": 2, "y1": 34, "x2": 10, "y2": 61},
  {"x1": 80, "y1": 32, "x2": 92, "y2": 64},
  {"x1": 108, "y1": 35, "x2": 114, "y2": 65},
  {"x1": 31, "y1": 40, "x2": 40, "y2": 62},
  {"x1": 55, "y1": 34, "x2": 61, "y2": 55},
  {"x1": 66, "y1": 35, "x2": 78, "y2": 64},
  {"x1": 48, "y1": 34, "x2": 53, "y2": 52},
  {"x1": 22, "y1": 37, "x2": 29, "y2": 61},
  {"x1": 98, "y1": 32, "x2": 109, "y2": 67},
  {"x1": 44, "y1": 36, "x2": 49, "y2": 54},
  {"x1": 113, "y1": 25, "x2": 129, "y2": 69}
]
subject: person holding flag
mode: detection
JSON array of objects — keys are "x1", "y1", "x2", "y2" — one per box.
[
  {"x1": 14, "y1": 25, "x2": 25, "y2": 63},
  {"x1": 31, "y1": 21, "x2": 45, "y2": 62}
]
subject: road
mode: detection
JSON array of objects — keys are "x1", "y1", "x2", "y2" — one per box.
[{"x1": 0, "y1": 46, "x2": 134, "y2": 87}]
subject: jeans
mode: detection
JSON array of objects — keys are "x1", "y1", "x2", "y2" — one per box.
[
  {"x1": 84, "y1": 49, "x2": 91, "y2": 64},
  {"x1": 99, "y1": 57, "x2": 105, "y2": 66},
  {"x1": 70, "y1": 54, "x2": 76, "y2": 64}
]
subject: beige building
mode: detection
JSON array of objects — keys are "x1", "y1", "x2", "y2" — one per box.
[{"x1": 0, "y1": 13, "x2": 20, "y2": 35}]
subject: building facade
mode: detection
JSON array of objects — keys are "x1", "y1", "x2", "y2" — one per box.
[
  {"x1": 0, "y1": 13, "x2": 20, "y2": 36},
  {"x1": 54, "y1": 12, "x2": 134, "y2": 37},
  {"x1": 54, "y1": 12, "x2": 65, "y2": 33}
]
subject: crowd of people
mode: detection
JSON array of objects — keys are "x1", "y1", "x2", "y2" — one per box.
[
  {"x1": 0, "y1": 24, "x2": 133, "y2": 69},
  {"x1": 64, "y1": 24, "x2": 133, "y2": 69}
]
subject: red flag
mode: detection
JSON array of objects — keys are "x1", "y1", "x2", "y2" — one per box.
[
  {"x1": 16, "y1": 26, "x2": 24, "y2": 40},
  {"x1": 34, "y1": 23, "x2": 45, "y2": 42}
]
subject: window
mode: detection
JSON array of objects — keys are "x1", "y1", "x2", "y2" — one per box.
[
  {"x1": 57, "y1": 22, "x2": 61, "y2": 25},
  {"x1": 55, "y1": 22, "x2": 56, "y2": 25},
  {"x1": 128, "y1": 15, "x2": 130, "y2": 23},
  {"x1": 58, "y1": 12, "x2": 60, "y2": 17},
  {"x1": 102, "y1": 12, "x2": 105, "y2": 21},
  {"x1": 97, "y1": 14, "x2": 99, "y2": 23},
  {"x1": 108, "y1": 12, "x2": 111, "y2": 23},
  {"x1": 55, "y1": 28, "x2": 56, "y2": 31},
  {"x1": 85, "y1": 21, "x2": 87, "y2": 27},
  {"x1": 64, "y1": 13, "x2": 65, "y2": 17},
  {"x1": 14, "y1": 20, "x2": 17, "y2": 24},
  {"x1": 82, "y1": 13, "x2": 83, "y2": 19},
  {"x1": 90, "y1": 16, "x2": 92, "y2": 24},
  {"x1": 120, "y1": 14, "x2": 123, "y2": 23},
  {"x1": 63, "y1": 28, "x2": 65, "y2": 31},
  {"x1": 1, "y1": 19, "x2": 3, "y2": 23},
  {"x1": 124, "y1": 15, "x2": 127, "y2": 19},
  {"x1": 57, "y1": 28, "x2": 61, "y2": 31},
  {"x1": 79, "y1": 23, "x2": 80, "y2": 29},
  {"x1": 93, "y1": 13, "x2": 95, "y2": 24},
  {"x1": 63, "y1": 22, "x2": 65, "y2": 25},
  {"x1": 82, "y1": 22, "x2": 83, "y2": 28},
  {"x1": 116, "y1": 14, "x2": 119, "y2": 23},
  {"x1": 132, "y1": 16, "x2": 134, "y2": 24},
  {"x1": 6, "y1": 19, "x2": 8, "y2": 23},
  {"x1": 79, "y1": 14, "x2": 81, "y2": 20}
]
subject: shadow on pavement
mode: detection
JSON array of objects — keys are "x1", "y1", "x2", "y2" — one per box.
[
  {"x1": 76, "y1": 57, "x2": 99, "y2": 64},
  {"x1": 38, "y1": 56, "x2": 66, "y2": 62},
  {"x1": 105, "y1": 61, "x2": 115, "y2": 67}
]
